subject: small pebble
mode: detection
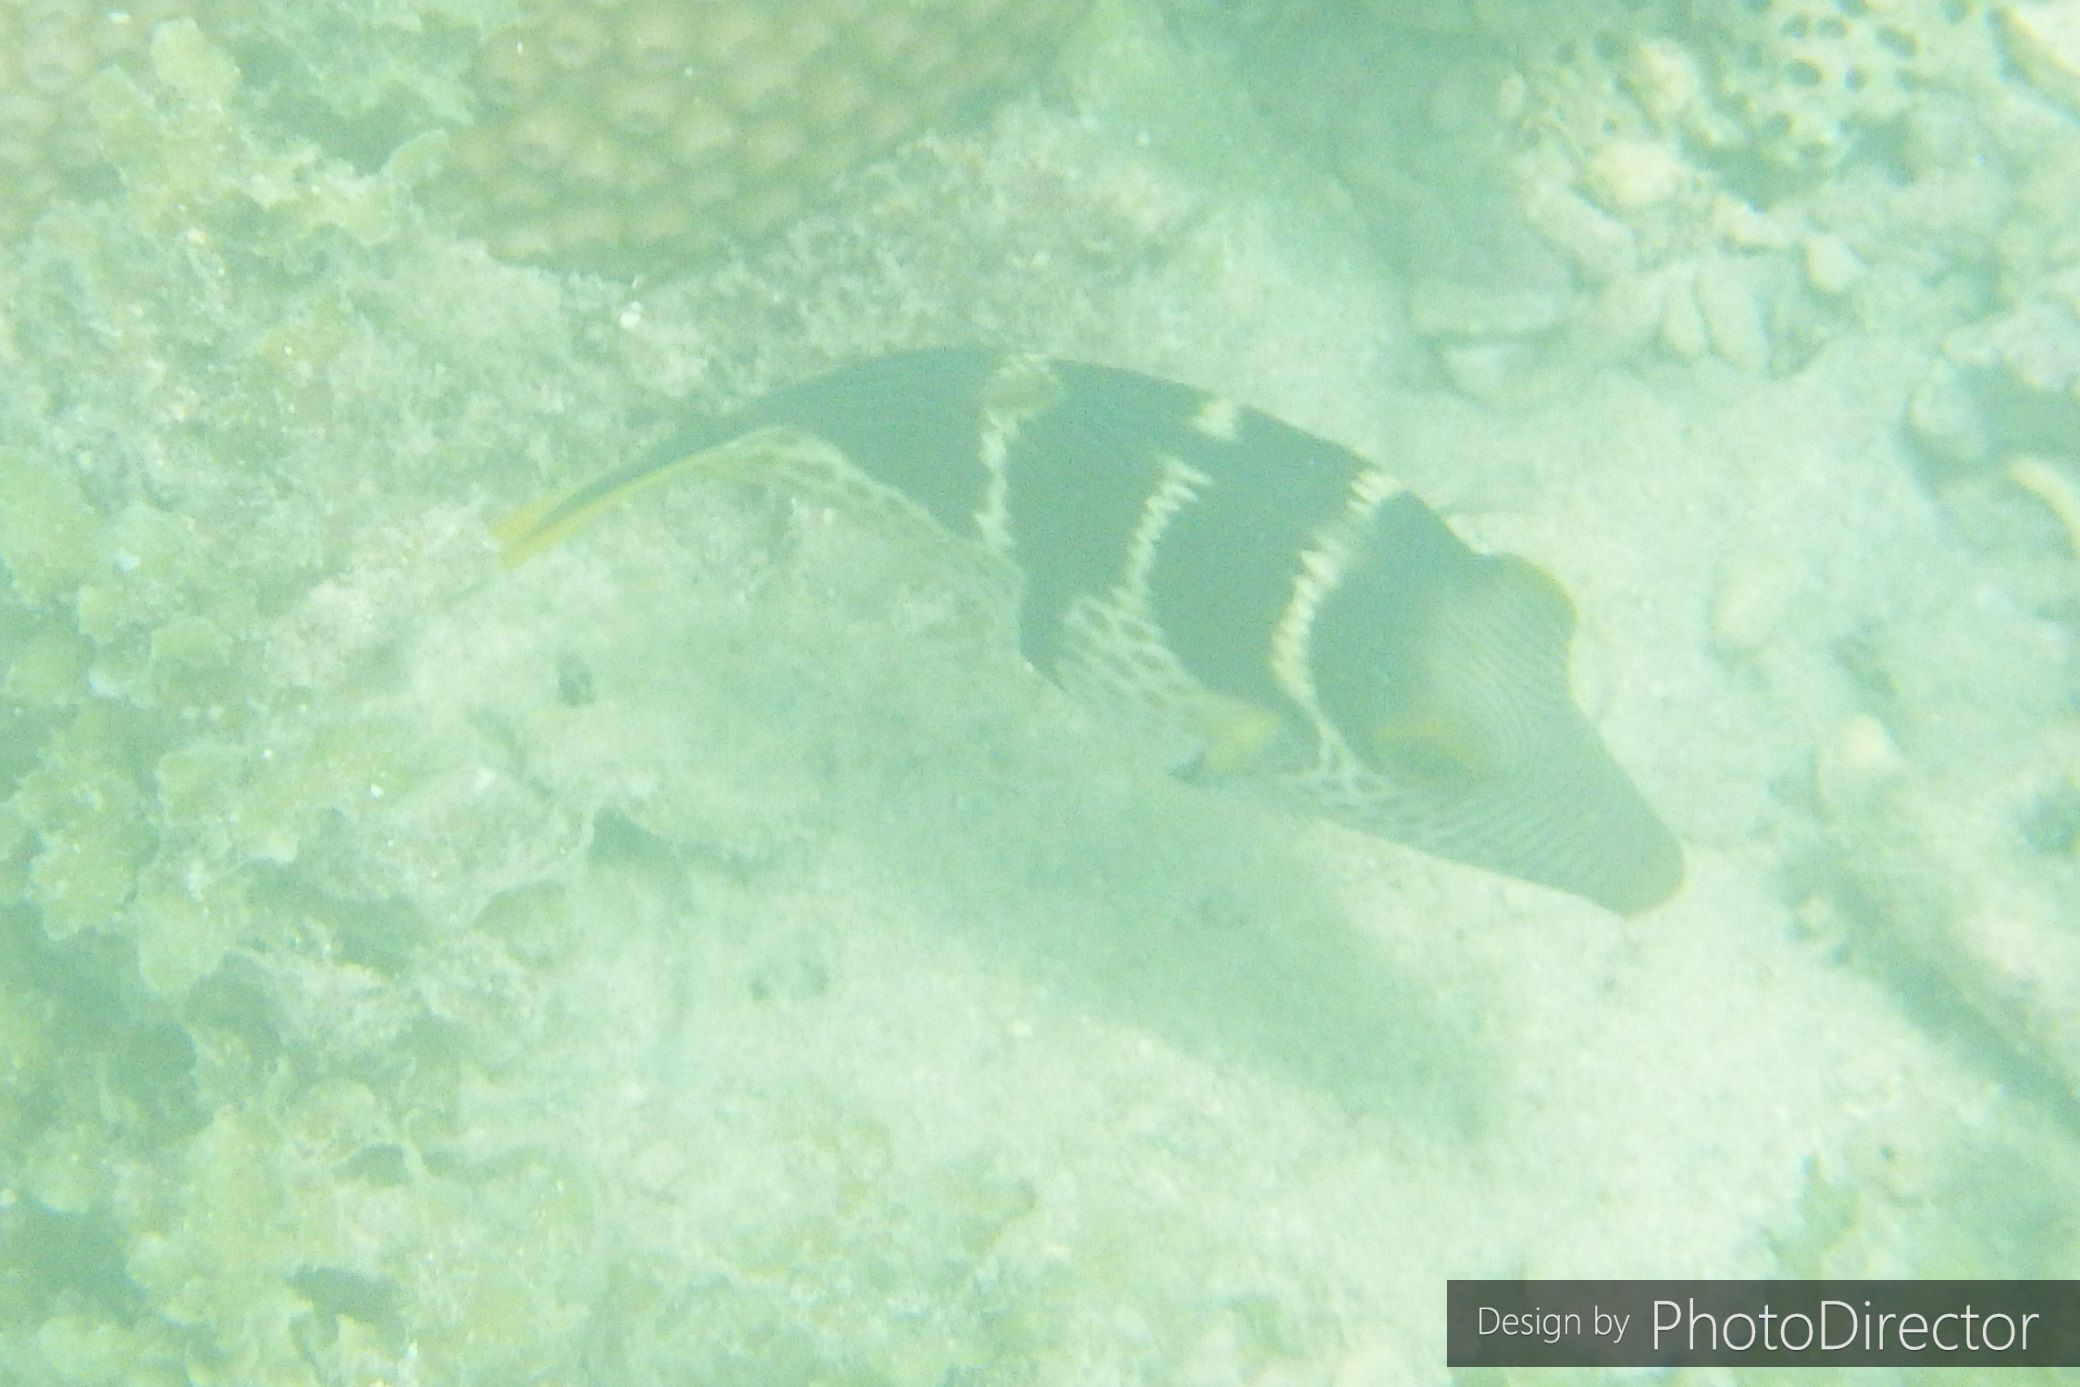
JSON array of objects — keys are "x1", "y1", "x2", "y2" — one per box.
[
  {"x1": 1814, "y1": 713, "x2": 1907, "y2": 819},
  {"x1": 1709, "y1": 554, "x2": 1803, "y2": 658}
]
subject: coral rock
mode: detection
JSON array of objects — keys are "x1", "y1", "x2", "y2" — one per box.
[
  {"x1": 1692, "y1": 0, "x2": 2005, "y2": 172},
  {"x1": 0, "y1": 0, "x2": 181, "y2": 235},
  {"x1": 436, "y1": 0, "x2": 1092, "y2": 272}
]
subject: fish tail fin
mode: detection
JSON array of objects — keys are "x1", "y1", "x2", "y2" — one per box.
[
  {"x1": 491, "y1": 426, "x2": 765, "y2": 567},
  {"x1": 490, "y1": 489, "x2": 598, "y2": 567}
]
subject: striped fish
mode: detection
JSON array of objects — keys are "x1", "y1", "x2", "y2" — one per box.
[{"x1": 496, "y1": 348, "x2": 1684, "y2": 914}]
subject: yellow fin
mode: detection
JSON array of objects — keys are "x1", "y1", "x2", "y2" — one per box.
[
  {"x1": 490, "y1": 489, "x2": 600, "y2": 566},
  {"x1": 1193, "y1": 694, "x2": 1304, "y2": 778},
  {"x1": 1370, "y1": 705, "x2": 1493, "y2": 785}
]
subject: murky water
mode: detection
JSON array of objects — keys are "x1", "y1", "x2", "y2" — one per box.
[{"x1": 0, "y1": 1, "x2": 2075, "y2": 1383}]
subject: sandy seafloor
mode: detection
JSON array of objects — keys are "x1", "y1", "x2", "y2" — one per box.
[{"x1": 2, "y1": 3, "x2": 2079, "y2": 1385}]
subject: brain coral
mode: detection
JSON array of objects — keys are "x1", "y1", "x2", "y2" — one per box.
[{"x1": 438, "y1": 0, "x2": 1093, "y2": 271}]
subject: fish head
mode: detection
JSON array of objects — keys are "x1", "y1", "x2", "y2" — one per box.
[{"x1": 1311, "y1": 525, "x2": 1685, "y2": 915}]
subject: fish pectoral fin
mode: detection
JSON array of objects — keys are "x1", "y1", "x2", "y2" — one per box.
[{"x1": 1368, "y1": 700, "x2": 1505, "y2": 787}]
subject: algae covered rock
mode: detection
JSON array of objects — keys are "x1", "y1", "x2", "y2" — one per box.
[{"x1": 0, "y1": 447, "x2": 105, "y2": 608}]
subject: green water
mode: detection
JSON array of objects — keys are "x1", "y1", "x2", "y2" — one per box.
[{"x1": 1, "y1": 1, "x2": 2076, "y2": 1383}]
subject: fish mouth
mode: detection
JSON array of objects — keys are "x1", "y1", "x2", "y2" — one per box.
[
  {"x1": 1492, "y1": 740, "x2": 1685, "y2": 915},
  {"x1": 1309, "y1": 710, "x2": 1685, "y2": 915}
]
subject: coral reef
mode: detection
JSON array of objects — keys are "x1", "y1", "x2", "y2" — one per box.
[
  {"x1": 1686, "y1": 0, "x2": 2006, "y2": 175},
  {"x1": 0, "y1": 8, "x2": 1356, "y2": 1381},
  {"x1": 1, "y1": 0, "x2": 1091, "y2": 272},
  {"x1": 1168, "y1": 0, "x2": 2059, "y2": 392},
  {"x1": 0, "y1": 19, "x2": 620, "y2": 1380}
]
